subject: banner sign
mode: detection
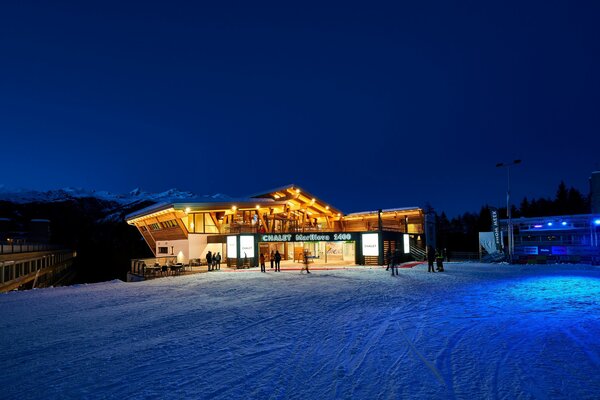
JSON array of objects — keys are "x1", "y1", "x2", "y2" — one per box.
[
  {"x1": 403, "y1": 234, "x2": 410, "y2": 254},
  {"x1": 490, "y1": 207, "x2": 502, "y2": 251},
  {"x1": 551, "y1": 246, "x2": 567, "y2": 255},
  {"x1": 259, "y1": 232, "x2": 356, "y2": 242},
  {"x1": 521, "y1": 246, "x2": 538, "y2": 255},
  {"x1": 240, "y1": 235, "x2": 255, "y2": 258},
  {"x1": 227, "y1": 236, "x2": 237, "y2": 258},
  {"x1": 362, "y1": 233, "x2": 379, "y2": 256}
]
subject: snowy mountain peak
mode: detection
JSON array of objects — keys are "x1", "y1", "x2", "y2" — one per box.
[{"x1": 0, "y1": 186, "x2": 218, "y2": 205}]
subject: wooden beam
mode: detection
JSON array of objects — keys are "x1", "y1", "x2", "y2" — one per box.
[
  {"x1": 175, "y1": 218, "x2": 189, "y2": 238},
  {"x1": 285, "y1": 206, "x2": 292, "y2": 232},
  {"x1": 141, "y1": 220, "x2": 157, "y2": 255},
  {"x1": 268, "y1": 208, "x2": 275, "y2": 232},
  {"x1": 209, "y1": 212, "x2": 222, "y2": 233},
  {"x1": 257, "y1": 212, "x2": 268, "y2": 233},
  {"x1": 301, "y1": 209, "x2": 307, "y2": 232}
]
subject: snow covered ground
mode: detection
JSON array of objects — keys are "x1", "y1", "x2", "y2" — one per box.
[{"x1": 1, "y1": 263, "x2": 599, "y2": 399}]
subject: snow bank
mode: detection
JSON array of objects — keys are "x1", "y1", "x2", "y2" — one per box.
[{"x1": 0, "y1": 263, "x2": 599, "y2": 399}]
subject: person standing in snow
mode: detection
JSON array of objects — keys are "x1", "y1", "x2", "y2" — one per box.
[
  {"x1": 207, "y1": 251, "x2": 212, "y2": 271},
  {"x1": 260, "y1": 253, "x2": 266, "y2": 272},
  {"x1": 391, "y1": 249, "x2": 399, "y2": 276},
  {"x1": 215, "y1": 252, "x2": 221, "y2": 270},
  {"x1": 386, "y1": 249, "x2": 392, "y2": 271},
  {"x1": 270, "y1": 250, "x2": 275, "y2": 269},
  {"x1": 436, "y1": 249, "x2": 444, "y2": 272},
  {"x1": 274, "y1": 250, "x2": 281, "y2": 272},
  {"x1": 427, "y1": 246, "x2": 436, "y2": 273},
  {"x1": 301, "y1": 250, "x2": 311, "y2": 274}
]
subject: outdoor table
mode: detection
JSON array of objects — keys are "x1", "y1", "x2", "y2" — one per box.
[
  {"x1": 170, "y1": 264, "x2": 183, "y2": 275},
  {"x1": 144, "y1": 265, "x2": 160, "y2": 277}
]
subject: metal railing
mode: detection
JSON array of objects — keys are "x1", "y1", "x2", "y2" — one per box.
[
  {"x1": 222, "y1": 223, "x2": 329, "y2": 234},
  {"x1": 410, "y1": 244, "x2": 426, "y2": 260},
  {"x1": 0, "y1": 250, "x2": 76, "y2": 292},
  {"x1": 0, "y1": 242, "x2": 60, "y2": 255},
  {"x1": 130, "y1": 256, "x2": 178, "y2": 275},
  {"x1": 449, "y1": 251, "x2": 480, "y2": 261}
]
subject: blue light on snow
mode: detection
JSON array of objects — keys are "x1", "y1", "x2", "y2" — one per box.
[
  {"x1": 547, "y1": 222, "x2": 553, "y2": 226},
  {"x1": 561, "y1": 221, "x2": 567, "y2": 226},
  {"x1": 473, "y1": 275, "x2": 600, "y2": 327}
]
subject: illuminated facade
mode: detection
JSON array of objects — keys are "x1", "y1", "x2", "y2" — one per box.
[
  {"x1": 126, "y1": 185, "x2": 425, "y2": 267},
  {"x1": 500, "y1": 214, "x2": 600, "y2": 264}
]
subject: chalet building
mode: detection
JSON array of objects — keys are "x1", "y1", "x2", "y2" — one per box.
[{"x1": 126, "y1": 185, "x2": 425, "y2": 267}]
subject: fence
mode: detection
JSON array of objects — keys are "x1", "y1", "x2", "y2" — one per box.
[
  {"x1": 0, "y1": 242, "x2": 60, "y2": 255},
  {"x1": 0, "y1": 250, "x2": 76, "y2": 292},
  {"x1": 448, "y1": 251, "x2": 480, "y2": 261}
]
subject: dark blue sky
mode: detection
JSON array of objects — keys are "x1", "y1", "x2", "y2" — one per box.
[{"x1": 1, "y1": 1, "x2": 599, "y2": 216}]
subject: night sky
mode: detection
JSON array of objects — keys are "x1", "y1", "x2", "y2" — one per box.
[{"x1": 1, "y1": 1, "x2": 599, "y2": 217}]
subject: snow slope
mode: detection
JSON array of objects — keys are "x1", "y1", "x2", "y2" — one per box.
[{"x1": 1, "y1": 263, "x2": 599, "y2": 399}]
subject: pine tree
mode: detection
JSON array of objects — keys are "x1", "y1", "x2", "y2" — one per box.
[
  {"x1": 566, "y1": 187, "x2": 588, "y2": 214},
  {"x1": 519, "y1": 197, "x2": 530, "y2": 217},
  {"x1": 555, "y1": 181, "x2": 569, "y2": 215}
]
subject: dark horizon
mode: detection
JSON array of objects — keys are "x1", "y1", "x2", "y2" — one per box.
[{"x1": 2, "y1": 1, "x2": 599, "y2": 217}]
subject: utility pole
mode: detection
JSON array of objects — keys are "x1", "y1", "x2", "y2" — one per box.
[{"x1": 495, "y1": 159, "x2": 522, "y2": 263}]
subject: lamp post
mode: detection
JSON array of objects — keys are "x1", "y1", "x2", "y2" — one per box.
[{"x1": 496, "y1": 159, "x2": 522, "y2": 263}]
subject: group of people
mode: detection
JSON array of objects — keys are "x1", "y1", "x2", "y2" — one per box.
[
  {"x1": 206, "y1": 246, "x2": 446, "y2": 274},
  {"x1": 259, "y1": 250, "x2": 282, "y2": 272},
  {"x1": 206, "y1": 251, "x2": 221, "y2": 271},
  {"x1": 426, "y1": 246, "x2": 445, "y2": 272}
]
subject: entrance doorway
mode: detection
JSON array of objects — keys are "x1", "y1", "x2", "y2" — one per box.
[{"x1": 258, "y1": 241, "x2": 356, "y2": 266}]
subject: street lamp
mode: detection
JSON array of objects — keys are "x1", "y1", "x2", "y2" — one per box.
[{"x1": 496, "y1": 159, "x2": 522, "y2": 263}]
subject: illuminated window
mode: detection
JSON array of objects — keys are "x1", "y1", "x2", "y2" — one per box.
[{"x1": 205, "y1": 214, "x2": 219, "y2": 233}]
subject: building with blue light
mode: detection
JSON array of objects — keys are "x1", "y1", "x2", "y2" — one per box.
[
  {"x1": 591, "y1": 170, "x2": 600, "y2": 214},
  {"x1": 500, "y1": 214, "x2": 600, "y2": 264}
]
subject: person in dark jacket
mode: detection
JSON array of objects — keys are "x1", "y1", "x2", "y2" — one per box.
[
  {"x1": 270, "y1": 250, "x2": 274, "y2": 269},
  {"x1": 260, "y1": 253, "x2": 266, "y2": 272},
  {"x1": 215, "y1": 252, "x2": 221, "y2": 270},
  {"x1": 386, "y1": 249, "x2": 392, "y2": 271},
  {"x1": 426, "y1": 246, "x2": 436, "y2": 273},
  {"x1": 274, "y1": 250, "x2": 281, "y2": 272},
  {"x1": 207, "y1": 251, "x2": 213, "y2": 271},
  {"x1": 391, "y1": 249, "x2": 400, "y2": 276}
]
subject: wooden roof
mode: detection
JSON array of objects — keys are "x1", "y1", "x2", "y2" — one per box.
[{"x1": 249, "y1": 184, "x2": 344, "y2": 218}]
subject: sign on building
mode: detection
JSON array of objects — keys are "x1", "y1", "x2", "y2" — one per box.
[
  {"x1": 227, "y1": 236, "x2": 237, "y2": 258},
  {"x1": 361, "y1": 233, "x2": 379, "y2": 256}
]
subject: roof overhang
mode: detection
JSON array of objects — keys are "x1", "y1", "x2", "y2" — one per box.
[
  {"x1": 249, "y1": 184, "x2": 344, "y2": 216},
  {"x1": 125, "y1": 198, "x2": 288, "y2": 224},
  {"x1": 344, "y1": 207, "x2": 423, "y2": 220}
]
